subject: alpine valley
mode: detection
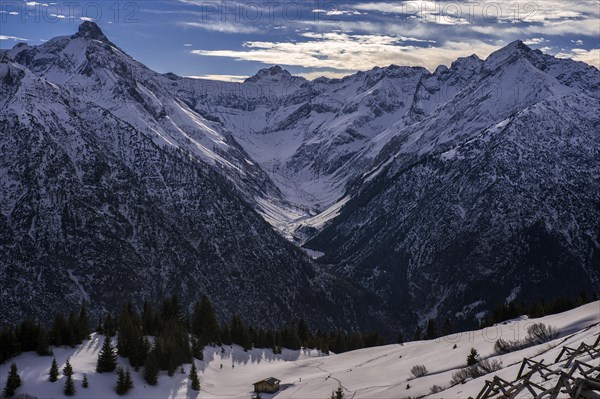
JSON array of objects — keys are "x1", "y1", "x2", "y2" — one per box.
[{"x1": 1, "y1": 22, "x2": 598, "y2": 334}]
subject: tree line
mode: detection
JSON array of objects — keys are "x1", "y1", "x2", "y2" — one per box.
[
  {"x1": 0, "y1": 306, "x2": 90, "y2": 363},
  {"x1": 479, "y1": 291, "x2": 594, "y2": 327},
  {"x1": 0, "y1": 295, "x2": 385, "y2": 368}
]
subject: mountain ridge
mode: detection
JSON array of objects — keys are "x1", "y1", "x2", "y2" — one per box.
[{"x1": 1, "y1": 22, "x2": 598, "y2": 332}]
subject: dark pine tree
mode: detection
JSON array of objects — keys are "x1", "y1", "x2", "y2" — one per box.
[
  {"x1": 0, "y1": 327, "x2": 19, "y2": 364},
  {"x1": 64, "y1": 374, "x2": 75, "y2": 396},
  {"x1": 35, "y1": 328, "x2": 52, "y2": 356},
  {"x1": 425, "y1": 319, "x2": 438, "y2": 340},
  {"x1": 192, "y1": 295, "x2": 220, "y2": 345},
  {"x1": 3, "y1": 363, "x2": 21, "y2": 398},
  {"x1": 167, "y1": 358, "x2": 176, "y2": 377},
  {"x1": 142, "y1": 301, "x2": 158, "y2": 336},
  {"x1": 297, "y1": 318, "x2": 310, "y2": 347},
  {"x1": 442, "y1": 317, "x2": 453, "y2": 336},
  {"x1": 16, "y1": 319, "x2": 41, "y2": 353},
  {"x1": 397, "y1": 332, "x2": 404, "y2": 345},
  {"x1": 125, "y1": 369, "x2": 133, "y2": 391},
  {"x1": 192, "y1": 337, "x2": 204, "y2": 361},
  {"x1": 63, "y1": 359, "x2": 73, "y2": 377},
  {"x1": 67, "y1": 311, "x2": 79, "y2": 346},
  {"x1": 49, "y1": 357, "x2": 59, "y2": 382},
  {"x1": 467, "y1": 347, "x2": 479, "y2": 366},
  {"x1": 51, "y1": 313, "x2": 67, "y2": 347},
  {"x1": 331, "y1": 386, "x2": 345, "y2": 399},
  {"x1": 413, "y1": 326, "x2": 423, "y2": 341},
  {"x1": 130, "y1": 336, "x2": 149, "y2": 371},
  {"x1": 143, "y1": 351, "x2": 159, "y2": 385},
  {"x1": 189, "y1": 362, "x2": 200, "y2": 391},
  {"x1": 82, "y1": 373, "x2": 89, "y2": 388},
  {"x1": 103, "y1": 313, "x2": 117, "y2": 337},
  {"x1": 116, "y1": 368, "x2": 128, "y2": 395},
  {"x1": 78, "y1": 305, "x2": 91, "y2": 340},
  {"x1": 97, "y1": 336, "x2": 118, "y2": 373}
]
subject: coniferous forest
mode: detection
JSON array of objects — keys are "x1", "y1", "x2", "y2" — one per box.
[
  {"x1": 1, "y1": 291, "x2": 594, "y2": 370},
  {"x1": 0, "y1": 294, "x2": 385, "y2": 371}
]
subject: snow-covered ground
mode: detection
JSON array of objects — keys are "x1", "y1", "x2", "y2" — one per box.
[{"x1": 1, "y1": 301, "x2": 598, "y2": 398}]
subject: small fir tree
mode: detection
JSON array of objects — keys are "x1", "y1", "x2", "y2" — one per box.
[
  {"x1": 125, "y1": 369, "x2": 133, "y2": 391},
  {"x1": 49, "y1": 357, "x2": 59, "y2": 382},
  {"x1": 3, "y1": 363, "x2": 21, "y2": 398},
  {"x1": 97, "y1": 336, "x2": 117, "y2": 372},
  {"x1": 82, "y1": 373, "x2": 89, "y2": 388},
  {"x1": 467, "y1": 347, "x2": 479, "y2": 366},
  {"x1": 143, "y1": 351, "x2": 159, "y2": 385},
  {"x1": 330, "y1": 386, "x2": 345, "y2": 399},
  {"x1": 36, "y1": 329, "x2": 52, "y2": 356},
  {"x1": 78, "y1": 305, "x2": 91, "y2": 339},
  {"x1": 64, "y1": 374, "x2": 76, "y2": 396},
  {"x1": 192, "y1": 337, "x2": 204, "y2": 360},
  {"x1": 63, "y1": 359, "x2": 73, "y2": 377},
  {"x1": 442, "y1": 317, "x2": 453, "y2": 335},
  {"x1": 189, "y1": 363, "x2": 200, "y2": 391},
  {"x1": 116, "y1": 368, "x2": 128, "y2": 395},
  {"x1": 167, "y1": 358, "x2": 176, "y2": 377},
  {"x1": 425, "y1": 319, "x2": 438, "y2": 340},
  {"x1": 397, "y1": 332, "x2": 404, "y2": 345},
  {"x1": 413, "y1": 326, "x2": 422, "y2": 341}
]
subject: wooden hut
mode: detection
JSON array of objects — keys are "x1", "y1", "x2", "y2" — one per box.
[{"x1": 253, "y1": 377, "x2": 281, "y2": 393}]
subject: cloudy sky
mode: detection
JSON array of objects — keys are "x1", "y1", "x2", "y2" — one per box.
[{"x1": 1, "y1": 0, "x2": 598, "y2": 81}]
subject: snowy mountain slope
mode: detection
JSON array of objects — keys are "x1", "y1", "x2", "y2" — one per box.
[
  {"x1": 163, "y1": 65, "x2": 435, "y2": 230},
  {"x1": 166, "y1": 41, "x2": 599, "y2": 250},
  {"x1": 306, "y1": 42, "x2": 600, "y2": 326},
  {"x1": 6, "y1": 22, "x2": 287, "y2": 210},
  {"x1": 0, "y1": 33, "x2": 386, "y2": 331},
  {"x1": 1, "y1": 301, "x2": 598, "y2": 399}
]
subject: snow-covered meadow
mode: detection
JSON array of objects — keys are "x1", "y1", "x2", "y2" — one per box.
[{"x1": 1, "y1": 301, "x2": 598, "y2": 399}]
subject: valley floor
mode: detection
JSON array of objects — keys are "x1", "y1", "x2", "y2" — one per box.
[{"x1": 1, "y1": 302, "x2": 598, "y2": 399}]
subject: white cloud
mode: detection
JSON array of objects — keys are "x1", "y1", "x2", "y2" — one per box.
[
  {"x1": 191, "y1": 32, "x2": 499, "y2": 72},
  {"x1": 312, "y1": 9, "x2": 363, "y2": 16},
  {"x1": 571, "y1": 39, "x2": 584, "y2": 46},
  {"x1": 25, "y1": 1, "x2": 49, "y2": 6},
  {"x1": 179, "y1": 21, "x2": 261, "y2": 34},
  {"x1": 186, "y1": 74, "x2": 248, "y2": 83},
  {"x1": 183, "y1": 43, "x2": 193, "y2": 47},
  {"x1": 352, "y1": 1, "x2": 470, "y2": 25},
  {"x1": 0, "y1": 35, "x2": 28, "y2": 41},
  {"x1": 353, "y1": 1, "x2": 598, "y2": 23},
  {"x1": 351, "y1": 1, "x2": 599, "y2": 37},
  {"x1": 524, "y1": 38, "x2": 546, "y2": 46},
  {"x1": 79, "y1": 16, "x2": 94, "y2": 22},
  {"x1": 49, "y1": 13, "x2": 66, "y2": 19},
  {"x1": 555, "y1": 48, "x2": 600, "y2": 68},
  {"x1": 0, "y1": 11, "x2": 19, "y2": 15}
]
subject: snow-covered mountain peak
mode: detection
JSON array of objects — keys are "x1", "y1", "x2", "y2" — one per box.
[
  {"x1": 72, "y1": 21, "x2": 109, "y2": 42},
  {"x1": 449, "y1": 54, "x2": 483, "y2": 73},
  {"x1": 245, "y1": 65, "x2": 298, "y2": 83},
  {"x1": 483, "y1": 39, "x2": 535, "y2": 70}
]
